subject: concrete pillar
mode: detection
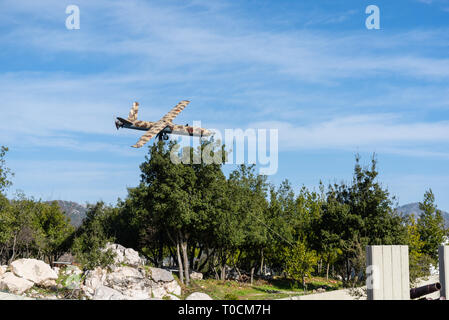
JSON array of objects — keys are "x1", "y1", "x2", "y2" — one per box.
[
  {"x1": 366, "y1": 245, "x2": 409, "y2": 300},
  {"x1": 439, "y1": 246, "x2": 449, "y2": 299}
]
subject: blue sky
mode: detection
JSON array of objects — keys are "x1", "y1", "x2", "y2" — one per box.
[{"x1": 1, "y1": 0, "x2": 449, "y2": 210}]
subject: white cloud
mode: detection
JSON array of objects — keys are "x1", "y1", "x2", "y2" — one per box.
[{"x1": 250, "y1": 114, "x2": 449, "y2": 154}]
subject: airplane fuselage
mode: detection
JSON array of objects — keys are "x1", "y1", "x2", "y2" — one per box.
[{"x1": 116, "y1": 118, "x2": 212, "y2": 137}]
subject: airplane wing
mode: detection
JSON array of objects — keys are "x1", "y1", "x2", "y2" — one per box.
[
  {"x1": 160, "y1": 100, "x2": 190, "y2": 123},
  {"x1": 131, "y1": 120, "x2": 169, "y2": 148}
]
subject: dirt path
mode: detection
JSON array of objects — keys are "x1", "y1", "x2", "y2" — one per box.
[{"x1": 279, "y1": 275, "x2": 441, "y2": 300}]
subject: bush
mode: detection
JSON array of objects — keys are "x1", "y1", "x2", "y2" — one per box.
[
  {"x1": 224, "y1": 293, "x2": 239, "y2": 300},
  {"x1": 71, "y1": 202, "x2": 116, "y2": 270}
]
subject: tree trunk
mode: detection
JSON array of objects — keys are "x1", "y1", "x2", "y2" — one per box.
[
  {"x1": 9, "y1": 234, "x2": 17, "y2": 264},
  {"x1": 180, "y1": 233, "x2": 190, "y2": 286},
  {"x1": 213, "y1": 266, "x2": 219, "y2": 280},
  {"x1": 197, "y1": 248, "x2": 214, "y2": 273},
  {"x1": 176, "y1": 241, "x2": 184, "y2": 285},
  {"x1": 194, "y1": 246, "x2": 203, "y2": 271},
  {"x1": 326, "y1": 262, "x2": 330, "y2": 281},
  {"x1": 302, "y1": 276, "x2": 306, "y2": 293},
  {"x1": 259, "y1": 249, "x2": 264, "y2": 275},
  {"x1": 250, "y1": 267, "x2": 255, "y2": 285},
  {"x1": 158, "y1": 240, "x2": 164, "y2": 268},
  {"x1": 189, "y1": 245, "x2": 196, "y2": 271}
]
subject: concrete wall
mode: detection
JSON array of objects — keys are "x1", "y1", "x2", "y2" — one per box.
[
  {"x1": 439, "y1": 246, "x2": 449, "y2": 299},
  {"x1": 366, "y1": 245, "x2": 410, "y2": 300}
]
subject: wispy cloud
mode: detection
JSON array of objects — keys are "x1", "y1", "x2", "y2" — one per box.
[{"x1": 251, "y1": 114, "x2": 449, "y2": 156}]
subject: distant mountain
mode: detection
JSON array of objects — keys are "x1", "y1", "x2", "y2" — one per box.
[
  {"x1": 396, "y1": 202, "x2": 449, "y2": 227},
  {"x1": 47, "y1": 200, "x2": 87, "y2": 227}
]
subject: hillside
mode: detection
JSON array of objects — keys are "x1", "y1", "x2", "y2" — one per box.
[
  {"x1": 46, "y1": 200, "x2": 87, "y2": 227},
  {"x1": 396, "y1": 202, "x2": 449, "y2": 227}
]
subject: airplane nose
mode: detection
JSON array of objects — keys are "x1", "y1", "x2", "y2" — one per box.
[{"x1": 115, "y1": 119, "x2": 122, "y2": 130}]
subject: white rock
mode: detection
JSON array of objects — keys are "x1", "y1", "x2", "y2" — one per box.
[
  {"x1": 150, "y1": 267, "x2": 174, "y2": 282},
  {"x1": 123, "y1": 248, "x2": 143, "y2": 267},
  {"x1": 0, "y1": 272, "x2": 34, "y2": 294},
  {"x1": 93, "y1": 286, "x2": 126, "y2": 300},
  {"x1": 104, "y1": 266, "x2": 152, "y2": 299},
  {"x1": 190, "y1": 271, "x2": 203, "y2": 281},
  {"x1": 103, "y1": 243, "x2": 145, "y2": 267},
  {"x1": 84, "y1": 267, "x2": 107, "y2": 291},
  {"x1": 166, "y1": 294, "x2": 180, "y2": 300},
  {"x1": 0, "y1": 265, "x2": 7, "y2": 276},
  {"x1": 10, "y1": 259, "x2": 58, "y2": 285},
  {"x1": 52, "y1": 267, "x2": 60, "y2": 275},
  {"x1": 40, "y1": 279, "x2": 57, "y2": 288},
  {"x1": 185, "y1": 292, "x2": 213, "y2": 300},
  {"x1": 164, "y1": 280, "x2": 181, "y2": 296},
  {"x1": 151, "y1": 285, "x2": 167, "y2": 299}
]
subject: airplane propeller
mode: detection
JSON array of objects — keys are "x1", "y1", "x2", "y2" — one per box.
[{"x1": 113, "y1": 115, "x2": 122, "y2": 130}]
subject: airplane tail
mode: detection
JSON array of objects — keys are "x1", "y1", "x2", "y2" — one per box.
[{"x1": 128, "y1": 102, "x2": 139, "y2": 122}]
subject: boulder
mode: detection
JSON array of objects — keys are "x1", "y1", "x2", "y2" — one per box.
[
  {"x1": 0, "y1": 272, "x2": 34, "y2": 294},
  {"x1": 10, "y1": 259, "x2": 58, "y2": 285},
  {"x1": 0, "y1": 265, "x2": 7, "y2": 276},
  {"x1": 104, "y1": 266, "x2": 152, "y2": 299},
  {"x1": 167, "y1": 294, "x2": 180, "y2": 300},
  {"x1": 92, "y1": 286, "x2": 126, "y2": 300},
  {"x1": 149, "y1": 267, "x2": 174, "y2": 282},
  {"x1": 190, "y1": 271, "x2": 203, "y2": 281},
  {"x1": 103, "y1": 243, "x2": 145, "y2": 267},
  {"x1": 185, "y1": 292, "x2": 213, "y2": 300},
  {"x1": 82, "y1": 264, "x2": 179, "y2": 300},
  {"x1": 84, "y1": 267, "x2": 107, "y2": 291},
  {"x1": 164, "y1": 280, "x2": 182, "y2": 296},
  {"x1": 123, "y1": 248, "x2": 143, "y2": 267}
]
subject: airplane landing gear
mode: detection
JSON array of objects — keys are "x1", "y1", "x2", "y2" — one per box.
[{"x1": 157, "y1": 132, "x2": 170, "y2": 141}]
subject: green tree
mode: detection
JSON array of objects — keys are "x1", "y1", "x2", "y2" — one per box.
[
  {"x1": 33, "y1": 201, "x2": 75, "y2": 263},
  {"x1": 0, "y1": 146, "x2": 13, "y2": 194},
  {"x1": 284, "y1": 238, "x2": 318, "y2": 291},
  {"x1": 417, "y1": 189, "x2": 447, "y2": 264},
  {"x1": 316, "y1": 154, "x2": 407, "y2": 285},
  {"x1": 407, "y1": 214, "x2": 432, "y2": 283},
  {"x1": 134, "y1": 139, "x2": 227, "y2": 285},
  {"x1": 72, "y1": 202, "x2": 116, "y2": 270}
]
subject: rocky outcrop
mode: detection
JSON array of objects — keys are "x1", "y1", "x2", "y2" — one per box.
[
  {"x1": 92, "y1": 286, "x2": 126, "y2": 300},
  {"x1": 77, "y1": 244, "x2": 182, "y2": 300},
  {"x1": 185, "y1": 292, "x2": 213, "y2": 300},
  {"x1": 0, "y1": 259, "x2": 59, "y2": 295},
  {"x1": 104, "y1": 266, "x2": 152, "y2": 299},
  {"x1": 1, "y1": 244, "x2": 182, "y2": 300},
  {"x1": 83, "y1": 267, "x2": 107, "y2": 295},
  {"x1": 103, "y1": 243, "x2": 146, "y2": 267},
  {"x1": 10, "y1": 259, "x2": 58, "y2": 285},
  {"x1": 82, "y1": 265, "x2": 181, "y2": 300},
  {"x1": 0, "y1": 272, "x2": 34, "y2": 294}
]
